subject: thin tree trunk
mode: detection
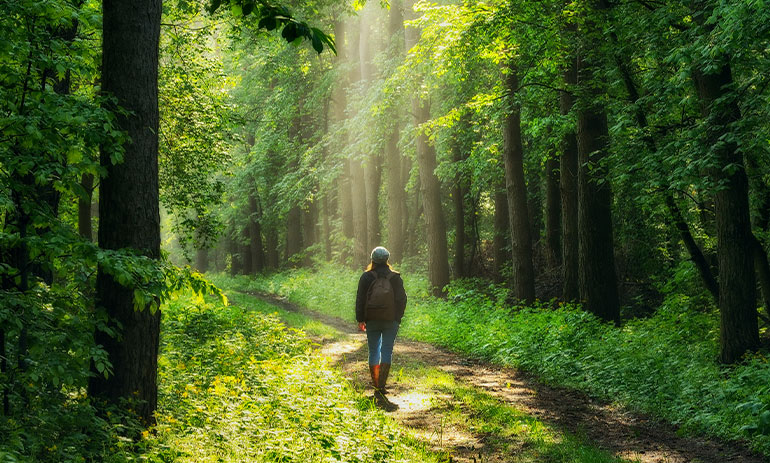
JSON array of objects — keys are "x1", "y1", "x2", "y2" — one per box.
[
  {"x1": 360, "y1": 7, "x2": 381, "y2": 252},
  {"x1": 493, "y1": 188, "x2": 510, "y2": 282},
  {"x1": 286, "y1": 205, "x2": 303, "y2": 264},
  {"x1": 502, "y1": 64, "x2": 535, "y2": 302},
  {"x1": 322, "y1": 195, "x2": 332, "y2": 261},
  {"x1": 415, "y1": 99, "x2": 449, "y2": 296},
  {"x1": 545, "y1": 152, "x2": 561, "y2": 268},
  {"x1": 350, "y1": 160, "x2": 368, "y2": 265},
  {"x1": 78, "y1": 173, "x2": 94, "y2": 241},
  {"x1": 665, "y1": 193, "x2": 719, "y2": 299},
  {"x1": 266, "y1": 225, "x2": 279, "y2": 269},
  {"x1": 227, "y1": 226, "x2": 241, "y2": 275},
  {"x1": 249, "y1": 192, "x2": 265, "y2": 272},
  {"x1": 560, "y1": 62, "x2": 579, "y2": 301},
  {"x1": 90, "y1": 0, "x2": 162, "y2": 425},
  {"x1": 386, "y1": 130, "x2": 404, "y2": 262},
  {"x1": 452, "y1": 133, "x2": 468, "y2": 278}
]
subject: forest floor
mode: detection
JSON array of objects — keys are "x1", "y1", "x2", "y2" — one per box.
[{"x1": 236, "y1": 290, "x2": 765, "y2": 463}]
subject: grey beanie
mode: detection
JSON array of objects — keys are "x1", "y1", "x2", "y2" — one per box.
[{"x1": 370, "y1": 246, "x2": 390, "y2": 264}]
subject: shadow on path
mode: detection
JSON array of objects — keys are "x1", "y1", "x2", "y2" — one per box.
[{"x1": 242, "y1": 291, "x2": 766, "y2": 463}]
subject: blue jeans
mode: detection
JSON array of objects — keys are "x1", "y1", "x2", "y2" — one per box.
[{"x1": 366, "y1": 320, "x2": 400, "y2": 365}]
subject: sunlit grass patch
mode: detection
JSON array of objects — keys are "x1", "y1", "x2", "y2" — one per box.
[{"x1": 143, "y1": 292, "x2": 442, "y2": 463}]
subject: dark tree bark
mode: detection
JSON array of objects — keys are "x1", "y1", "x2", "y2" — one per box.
[
  {"x1": 560, "y1": 62, "x2": 579, "y2": 301},
  {"x1": 78, "y1": 173, "x2": 94, "y2": 241},
  {"x1": 90, "y1": 0, "x2": 162, "y2": 425},
  {"x1": 693, "y1": 64, "x2": 758, "y2": 363},
  {"x1": 545, "y1": 152, "x2": 561, "y2": 268},
  {"x1": 415, "y1": 99, "x2": 449, "y2": 296},
  {"x1": 502, "y1": 64, "x2": 536, "y2": 302},
  {"x1": 493, "y1": 188, "x2": 511, "y2": 282},
  {"x1": 266, "y1": 225, "x2": 279, "y2": 269},
  {"x1": 576, "y1": 50, "x2": 620, "y2": 323}
]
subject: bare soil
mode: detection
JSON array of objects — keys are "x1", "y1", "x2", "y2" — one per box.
[{"x1": 243, "y1": 291, "x2": 767, "y2": 463}]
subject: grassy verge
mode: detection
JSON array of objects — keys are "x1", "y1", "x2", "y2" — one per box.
[
  {"x1": 225, "y1": 286, "x2": 635, "y2": 463},
  {"x1": 209, "y1": 266, "x2": 770, "y2": 456},
  {"x1": 139, "y1": 291, "x2": 442, "y2": 463}
]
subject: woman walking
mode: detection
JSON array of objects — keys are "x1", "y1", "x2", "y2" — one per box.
[{"x1": 356, "y1": 246, "x2": 407, "y2": 396}]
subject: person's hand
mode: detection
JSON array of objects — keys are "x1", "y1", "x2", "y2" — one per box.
[{"x1": 358, "y1": 322, "x2": 366, "y2": 332}]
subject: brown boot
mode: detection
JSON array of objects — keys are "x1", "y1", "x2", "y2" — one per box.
[
  {"x1": 369, "y1": 364, "x2": 380, "y2": 389},
  {"x1": 378, "y1": 363, "x2": 391, "y2": 392}
]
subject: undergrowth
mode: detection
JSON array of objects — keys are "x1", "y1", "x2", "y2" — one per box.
[
  {"x1": 211, "y1": 265, "x2": 770, "y2": 456},
  {"x1": 142, "y1": 292, "x2": 442, "y2": 463}
]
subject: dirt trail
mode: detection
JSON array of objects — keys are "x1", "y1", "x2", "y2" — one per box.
[{"x1": 244, "y1": 291, "x2": 766, "y2": 463}]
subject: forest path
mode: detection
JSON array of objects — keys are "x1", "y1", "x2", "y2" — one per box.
[{"x1": 238, "y1": 290, "x2": 764, "y2": 463}]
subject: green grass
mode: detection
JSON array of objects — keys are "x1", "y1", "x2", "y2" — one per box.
[
  {"x1": 224, "y1": 287, "x2": 635, "y2": 463},
  {"x1": 140, "y1": 291, "x2": 443, "y2": 463},
  {"x1": 211, "y1": 265, "x2": 770, "y2": 456}
]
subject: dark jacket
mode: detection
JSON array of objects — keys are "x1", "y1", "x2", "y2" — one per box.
[{"x1": 355, "y1": 264, "x2": 407, "y2": 323}]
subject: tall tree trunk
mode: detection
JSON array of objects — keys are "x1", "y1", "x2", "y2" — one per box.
[
  {"x1": 502, "y1": 64, "x2": 536, "y2": 302},
  {"x1": 693, "y1": 64, "x2": 758, "y2": 362},
  {"x1": 334, "y1": 21, "x2": 354, "y2": 249},
  {"x1": 340, "y1": 160, "x2": 354, "y2": 243},
  {"x1": 386, "y1": 0, "x2": 405, "y2": 263},
  {"x1": 266, "y1": 225, "x2": 279, "y2": 269},
  {"x1": 493, "y1": 188, "x2": 511, "y2": 282},
  {"x1": 241, "y1": 223, "x2": 252, "y2": 275},
  {"x1": 386, "y1": 130, "x2": 404, "y2": 262},
  {"x1": 415, "y1": 99, "x2": 449, "y2": 296},
  {"x1": 350, "y1": 160, "x2": 368, "y2": 265},
  {"x1": 195, "y1": 248, "x2": 208, "y2": 273},
  {"x1": 545, "y1": 151, "x2": 561, "y2": 268},
  {"x1": 249, "y1": 192, "x2": 265, "y2": 272},
  {"x1": 90, "y1": 0, "x2": 162, "y2": 425},
  {"x1": 576, "y1": 49, "x2": 620, "y2": 323},
  {"x1": 227, "y1": 226, "x2": 241, "y2": 275},
  {"x1": 452, "y1": 137, "x2": 467, "y2": 278},
  {"x1": 360, "y1": 7, "x2": 381, "y2": 251},
  {"x1": 286, "y1": 205, "x2": 303, "y2": 264},
  {"x1": 322, "y1": 195, "x2": 332, "y2": 261},
  {"x1": 78, "y1": 173, "x2": 94, "y2": 241},
  {"x1": 560, "y1": 62, "x2": 579, "y2": 301}
]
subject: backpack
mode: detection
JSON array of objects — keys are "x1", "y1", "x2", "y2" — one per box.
[{"x1": 364, "y1": 271, "x2": 397, "y2": 321}]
